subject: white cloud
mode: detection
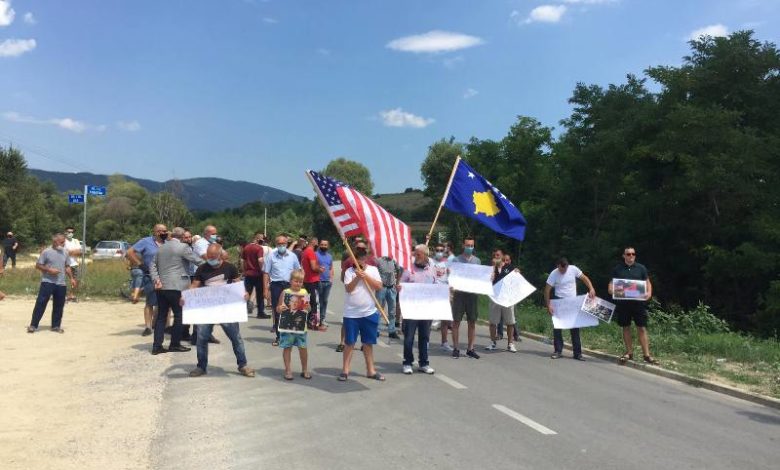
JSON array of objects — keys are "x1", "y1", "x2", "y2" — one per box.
[
  {"x1": 688, "y1": 24, "x2": 729, "y2": 40},
  {"x1": 262, "y1": 17, "x2": 278, "y2": 24},
  {"x1": 463, "y1": 88, "x2": 479, "y2": 99},
  {"x1": 379, "y1": 108, "x2": 434, "y2": 128},
  {"x1": 0, "y1": 0, "x2": 15, "y2": 26},
  {"x1": 386, "y1": 30, "x2": 484, "y2": 54},
  {"x1": 0, "y1": 38, "x2": 36, "y2": 57},
  {"x1": 3, "y1": 111, "x2": 105, "y2": 133},
  {"x1": 521, "y1": 5, "x2": 567, "y2": 24},
  {"x1": 117, "y1": 120, "x2": 141, "y2": 132},
  {"x1": 22, "y1": 11, "x2": 34, "y2": 24}
]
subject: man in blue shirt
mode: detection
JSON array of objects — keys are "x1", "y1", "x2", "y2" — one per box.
[
  {"x1": 264, "y1": 234, "x2": 301, "y2": 345},
  {"x1": 127, "y1": 224, "x2": 168, "y2": 336},
  {"x1": 315, "y1": 239, "x2": 334, "y2": 329}
]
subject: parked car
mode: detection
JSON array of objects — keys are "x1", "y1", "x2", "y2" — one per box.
[{"x1": 93, "y1": 240, "x2": 130, "y2": 260}]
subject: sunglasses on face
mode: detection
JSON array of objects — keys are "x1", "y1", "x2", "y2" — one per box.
[
  {"x1": 624, "y1": 252, "x2": 636, "y2": 257},
  {"x1": 435, "y1": 249, "x2": 445, "y2": 252}
]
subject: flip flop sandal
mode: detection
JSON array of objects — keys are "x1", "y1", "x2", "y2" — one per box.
[
  {"x1": 367, "y1": 373, "x2": 385, "y2": 381},
  {"x1": 337, "y1": 373, "x2": 348, "y2": 381},
  {"x1": 301, "y1": 372, "x2": 312, "y2": 380},
  {"x1": 619, "y1": 353, "x2": 633, "y2": 364},
  {"x1": 643, "y1": 356, "x2": 660, "y2": 365},
  {"x1": 284, "y1": 373, "x2": 294, "y2": 381}
]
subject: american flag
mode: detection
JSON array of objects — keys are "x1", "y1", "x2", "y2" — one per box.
[{"x1": 307, "y1": 170, "x2": 412, "y2": 271}]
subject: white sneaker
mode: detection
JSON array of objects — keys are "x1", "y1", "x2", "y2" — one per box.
[
  {"x1": 485, "y1": 341, "x2": 498, "y2": 351},
  {"x1": 402, "y1": 365, "x2": 413, "y2": 375},
  {"x1": 431, "y1": 320, "x2": 441, "y2": 331},
  {"x1": 418, "y1": 365, "x2": 435, "y2": 374},
  {"x1": 440, "y1": 342, "x2": 454, "y2": 352},
  {"x1": 508, "y1": 343, "x2": 517, "y2": 353}
]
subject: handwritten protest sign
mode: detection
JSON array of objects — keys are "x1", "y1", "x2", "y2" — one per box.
[
  {"x1": 490, "y1": 271, "x2": 536, "y2": 307},
  {"x1": 182, "y1": 282, "x2": 247, "y2": 325},
  {"x1": 448, "y1": 263, "x2": 494, "y2": 296},
  {"x1": 612, "y1": 278, "x2": 647, "y2": 301},
  {"x1": 279, "y1": 293, "x2": 310, "y2": 334},
  {"x1": 581, "y1": 296, "x2": 616, "y2": 323},
  {"x1": 398, "y1": 283, "x2": 453, "y2": 321},
  {"x1": 550, "y1": 295, "x2": 599, "y2": 329}
]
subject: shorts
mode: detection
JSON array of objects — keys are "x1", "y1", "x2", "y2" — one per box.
[
  {"x1": 130, "y1": 268, "x2": 144, "y2": 289},
  {"x1": 615, "y1": 301, "x2": 648, "y2": 327},
  {"x1": 279, "y1": 332, "x2": 307, "y2": 349},
  {"x1": 343, "y1": 312, "x2": 379, "y2": 346},
  {"x1": 489, "y1": 301, "x2": 515, "y2": 325},
  {"x1": 142, "y1": 274, "x2": 158, "y2": 307},
  {"x1": 70, "y1": 265, "x2": 79, "y2": 279},
  {"x1": 451, "y1": 292, "x2": 478, "y2": 322}
]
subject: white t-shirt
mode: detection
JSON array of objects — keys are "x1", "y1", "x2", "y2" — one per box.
[
  {"x1": 546, "y1": 265, "x2": 583, "y2": 298},
  {"x1": 64, "y1": 238, "x2": 81, "y2": 267},
  {"x1": 433, "y1": 259, "x2": 449, "y2": 285},
  {"x1": 343, "y1": 265, "x2": 381, "y2": 318},
  {"x1": 192, "y1": 238, "x2": 210, "y2": 258}
]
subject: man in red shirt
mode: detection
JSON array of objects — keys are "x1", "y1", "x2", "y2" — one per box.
[
  {"x1": 300, "y1": 237, "x2": 322, "y2": 325},
  {"x1": 242, "y1": 231, "x2": 270, "y2": 319}
]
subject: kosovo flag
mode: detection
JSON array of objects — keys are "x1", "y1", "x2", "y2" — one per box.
[{"x1": 443, "y1": 159, "x2": 527, "y2": 241}]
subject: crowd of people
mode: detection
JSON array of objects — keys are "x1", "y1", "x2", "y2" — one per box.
[{"x1": 11, "y1": 223, "x2": 659, "y2": 379}]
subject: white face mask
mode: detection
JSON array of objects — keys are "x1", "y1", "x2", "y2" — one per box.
[{"x1": 66, "y1": 233, "x2": 74, "y2": 240}]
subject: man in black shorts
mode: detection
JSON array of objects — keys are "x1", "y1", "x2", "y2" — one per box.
[
  {"x1": 608, "y1": 246, "x2": 658, "y2": 365},
  {"x1": 450, "y1": 237, "x2": 481, "y2": 359}
]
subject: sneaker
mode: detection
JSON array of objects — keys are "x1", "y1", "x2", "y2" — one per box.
[
  {"x1": 466, "y1": 349, "x2": 480, "y2": 359},
  {"x1": 550, "y1": 352, "x2": 563, "y2": 359},
  {"x1": 485, "y1": 341, "x2": 498, "y2": 351},
  {"x1": 26, "y1": 325, "x2": 36, "y2": 334},
  {"x1": 189, "y1": 367, "x2": 206, "y2": 377},
  {"x1": 418, "y1": 365, "x2": 435, "y2": 375},
  {"x1": 239, "y1": 366, "x2": 256, "y2": 377},
  {"x1": 141, "y1": 327, "x2": 152, "y2": 336},
  {"x1": 321, "y1": 320, "x2": 330, "y2": 327},
  {"x1": 440, "y1": 342, "x2": 454, "y2": 352},
  {"x1": 452, "y1": 348, "x2": 460, "y2": 359},
  {"x1": 402, "y1": 365, "x2": 413, "y2": 375},
  {"x1": 388, "y1": 332, "x2": 400, "y2": 340},
  {"x1": 50, "y1": 327, "x2": 65, "y2": 334},
  {"x1": 507, "y1": 343, "x2": 517, "y2": 353}
]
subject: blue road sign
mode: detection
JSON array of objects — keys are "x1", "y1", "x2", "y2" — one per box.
[
  {"x1": 68, "y1": 194, "x2": 85, "y2": 204},
  {"x1": 87, "y1": 185, "x2": 107, "y2": 196}
]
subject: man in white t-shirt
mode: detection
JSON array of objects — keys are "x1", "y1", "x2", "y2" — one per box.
[
  {"x1": 339, "y1": 250, "x2": 385, "y2": 382},
  {"x1": 544, "y1": 257, "x2": 596, "y2": 360},
  {"x1": 63, "y1": 226, "x2": 82, "y2": 301}
]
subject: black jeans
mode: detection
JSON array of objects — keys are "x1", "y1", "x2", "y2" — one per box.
[
  {"x1": 30, "y1": 282, "x2": 66, "y2": 328},
  {"x1": 154, "y1": 290, "x2": 184, "y2": 349},
  {"x1": 244, "y1": 275, "x2": 264, "y2": 312},
  {"x1": 553, "y1": 328, "x2": 582, "y2": 357},
  {"x1": 270, "y1": 281, "x2": 290, "y2": 340},
  {"x1": 3, "y1": 251, "x2": 16, "y2": 268},
  {"x1": 403, "y1": 319, "x2": 432, "y2": 367}
]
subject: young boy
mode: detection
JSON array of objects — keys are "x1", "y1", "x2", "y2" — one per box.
[{"x1": 277, "y1": 269, "x2": 312, "y2": 380}]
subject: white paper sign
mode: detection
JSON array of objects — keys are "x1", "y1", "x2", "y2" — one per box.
[
  {"x1": 182, "y1": 283, "x2": 248, "y2": 325},
  {"x1": 448, "y1": 263, "x2": 494, "y2": 296},
  {"x1": 550, "y1": 295, "x2": 599, "y2": 329},
  {"x1": 398, "y1": 283, "x2": 453, "y2": 321},
  {"x1": 490, "y1": 271, "x2": 536, "y2": 307}
]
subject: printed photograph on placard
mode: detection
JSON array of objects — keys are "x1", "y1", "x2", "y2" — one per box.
[
  {"x1": 581, "y1": 296, "x2": 616, "y2": 323},
  {"x1": 278, "y1": 293, "x2": 310, "y2": 334},
  {"x1": 612, "y1": 278, "x2": 647, "y2": 301}
]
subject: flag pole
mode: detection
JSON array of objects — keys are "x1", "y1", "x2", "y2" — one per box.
[
  {"x1": 304, "y1": 171, "x2": 389, "y2": 325},
  {"x1": 425, "y1": 155, "x2": 461, "y2": 246}
]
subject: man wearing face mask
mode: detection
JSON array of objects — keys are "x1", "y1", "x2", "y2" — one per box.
[
  {"x1": 432, "y1": 242, "x2": 453, "y2": 351},
  {"x1": 127, "y1": 224, "x2": 169, "y2": 336},
  {"x1": 27, "y1": 233, "x2": 77, "y2": 333},
  {"x1": 263, "y1": 234, "x2": 301, "y2": 345},
  {"x1": 63, "y1": 226, "x2": 82, "y2": 302},
  {"x1": 450, "y1": 237, "x2": 481, "y2": 359},
  {"x1": 193, "y1": 225, "x2": 218, "y2": 260},
  {"x1": 399, "y1": 244, "x2": 436, "y2": 375},
  {"x1": 336, "y1": 240, "x2": 376, "y2": 352},
  {"x1": 315, "y1": 239, "x2": 334, "y2": 329},
  {"x1": 149, "y1": 227, "x2": 204, "y2": 355}
]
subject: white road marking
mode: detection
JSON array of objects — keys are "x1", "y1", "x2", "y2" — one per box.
[
  {"x1": 492, "y1": 404, "x2": 557, "y2": 435},
  {"x1": 435, "y1": 374, "x2": 468, "y2": 390}
]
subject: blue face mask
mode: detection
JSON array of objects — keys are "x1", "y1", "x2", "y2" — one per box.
[
  {"x1": 277, "y1": 245, "x2": 287, "y2": 254},
  {"x1": 209, "y1": 235, "x2": 218, "y2": 243},
  {"x1": 464, "y1": 247, "x2": 474, "y2": 255},
  {"x1": 207, "y1": 258, "x2": 220, "y2": 267},
  {"x1": 434, "y1": 252, "x2": 444, "y2": 260}
]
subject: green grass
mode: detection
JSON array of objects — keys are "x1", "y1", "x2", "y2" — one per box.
[
  {"x1": 477, "y1": 296, "x2": 780, "y2": 398},
  {"x1": 1, "y1": 260, "x2": 134, "y2": 300}
]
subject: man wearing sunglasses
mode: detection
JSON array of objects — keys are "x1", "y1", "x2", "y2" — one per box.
[{"x1": 608, "y1": 247, "x2": 658, "y2": 365}]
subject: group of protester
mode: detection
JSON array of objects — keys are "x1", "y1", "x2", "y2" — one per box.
[{"x1": 20, "y1": 223, "x2": 658, "y2": 380}]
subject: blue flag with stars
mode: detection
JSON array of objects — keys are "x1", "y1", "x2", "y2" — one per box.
[{"x1": 443, "y1": 159, "x2": 527, "y2": 241}]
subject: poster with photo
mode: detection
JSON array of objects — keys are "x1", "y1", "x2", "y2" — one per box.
[
  {"x1": 581, "y1": 296, "x2": 616, "y2": 323},
  {"x1": 612, "y1": 278, "x2": 647, "y2": 301},
  {"x1": 278, "y1": 293, "x2": 310, "y2": 334}
]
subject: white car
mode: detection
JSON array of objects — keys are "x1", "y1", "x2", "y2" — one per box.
[{"x1": 93, "y1": 240, "x2": 130, "y2": 260}]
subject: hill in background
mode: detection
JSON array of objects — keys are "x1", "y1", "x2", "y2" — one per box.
[{"x1": 28, "y1": 169, "x2": 307, "y2": 212}]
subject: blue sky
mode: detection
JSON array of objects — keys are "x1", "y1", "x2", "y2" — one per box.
[{"x1": 0, "y1": 0, "x2": 778, "y2": 196}]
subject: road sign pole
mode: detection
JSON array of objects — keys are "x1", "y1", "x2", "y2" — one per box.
[{"x1": 81, "y1": 185, "x2": 88, "y2": 282}]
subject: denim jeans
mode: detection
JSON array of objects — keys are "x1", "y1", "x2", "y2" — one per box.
[
  {"x1": 377, "y1": 286, "x2": 397, "y2": 333},
  {"x1": 402, "y1": 319, "x2": 431, "y2": 367},
  {"x1": 154, "y1": 290, "x2": 184, "y2": 349},
  {"x1": 553, "y1": 328, "x2": 582, "y2": 357},
  {"x1": 196, "y1": 322, "x2": 248, "y2": 371},
  {"x1": 30, "y1": 282, "x2": 66, "y2": 328},
  {"x1": 317, "y1": 281, "x2": 332, "y2": 322}
]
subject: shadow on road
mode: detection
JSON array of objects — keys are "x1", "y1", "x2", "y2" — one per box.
[{"x1": 736, "y1": 410, "x2": 780, "y2": 425}]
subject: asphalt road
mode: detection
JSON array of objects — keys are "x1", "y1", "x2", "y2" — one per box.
[{"x1": 151, "y1": 280, "x2": 780, "y2": 470}]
